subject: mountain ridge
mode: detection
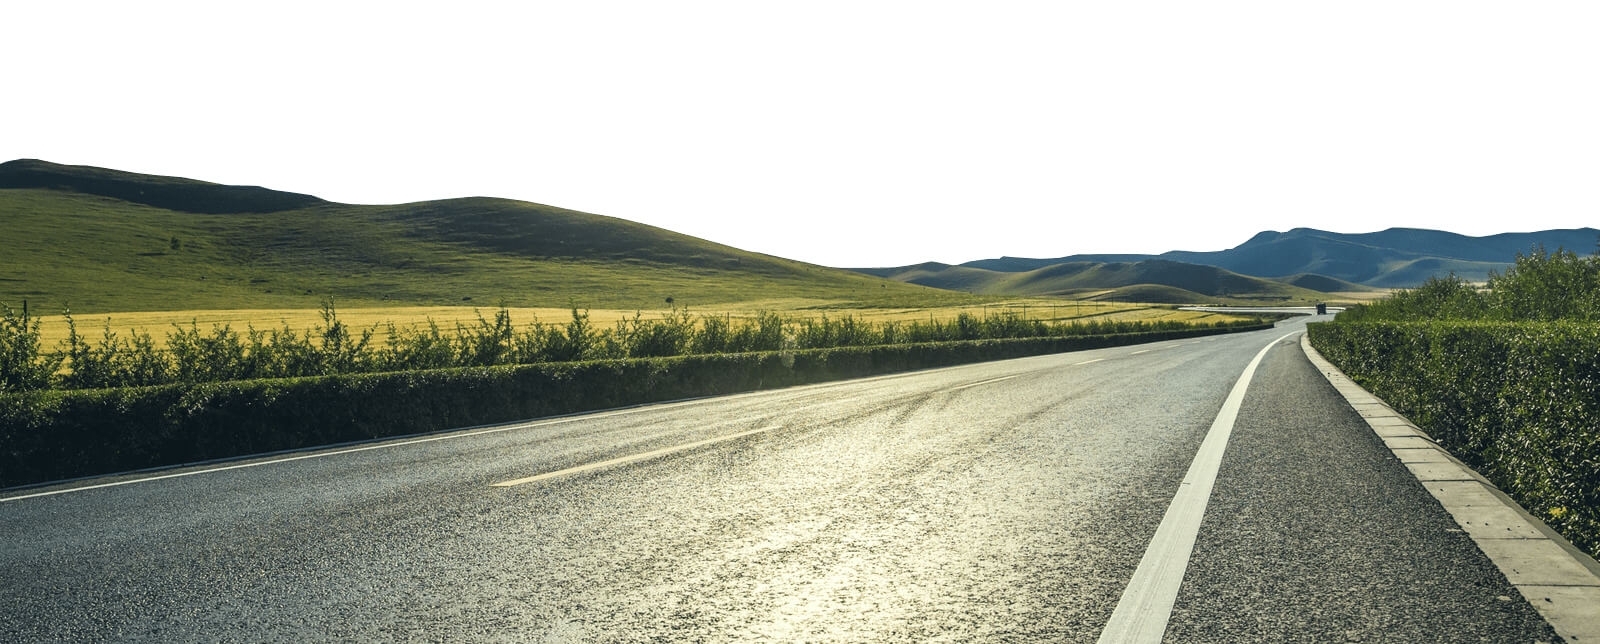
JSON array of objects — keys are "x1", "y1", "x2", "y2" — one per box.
[
  {"x1": 940, "y1": 226, "x2": 1599, "y2": 287},
  {"x1": 853, "y1": 258, "x2": 1342, "y2": 304}
]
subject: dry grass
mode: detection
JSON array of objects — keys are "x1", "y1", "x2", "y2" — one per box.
[
  {"x1": 1321, "y1": 290, "x2": 1395, "y2": 304},
  {"x1": 30, "y1": 298, "x2": 1253, "y2": 350}
]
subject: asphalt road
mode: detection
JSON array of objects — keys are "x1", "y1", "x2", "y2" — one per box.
[{"x1": 0, "y1": 315, "x2": 1561, "y2": 642}]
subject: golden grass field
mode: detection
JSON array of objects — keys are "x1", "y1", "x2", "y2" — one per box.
[
  {"x1": 30, "y1": 298, "x2": 1257, "y2": 350},
  {"x1": 1322, "y1": 291, "x2": 1393, "y2": 304}
]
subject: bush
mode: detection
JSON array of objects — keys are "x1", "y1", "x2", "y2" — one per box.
[
  {"x1": 1337, "y1": 246, "x2": 1600, "y2": 324},
  {"x1": 56, "y1": 314, "x2": 168, "y2": 389},
  {"x1": 1488, "y1": 247, "x2": 1600, "y2": 322},
  {"x1": 0, "y1": 322, "x2": 1270, "y2": 488},
  {"x1": 0, "y1": 303, "x2": 61, "y2": 393},
  {"x1": 2, "y1": 302, "x2": 1270, "y2": 393},
  {"x1": 1334, "y1": 275, "x2": 1492, "y2": 323},
  {"x1": 1309, "y1": 321, "x2": 1600, "y2": 557}
]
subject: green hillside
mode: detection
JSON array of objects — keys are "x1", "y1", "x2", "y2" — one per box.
[
  {"x1": 1365, "y1": 257, "x2": 1509, "y2": 287},
  {"x1": 856, "y1": 258, "x2": 1328, "y2": 303},
  {"x1": 0, "y1": 160, "x2": 968, "y2": 313},
  {"x1": 1270, "y1": 273, "x2": 1383, "y2": 293}
]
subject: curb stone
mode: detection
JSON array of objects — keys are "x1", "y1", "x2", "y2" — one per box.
[{"x1": 1301, "y1": 333, "x2": 1600, "y2": 643}]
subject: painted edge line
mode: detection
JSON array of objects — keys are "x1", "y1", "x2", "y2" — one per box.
[
  {"x1": 1096, "y1": 331, "x2": 1297, "y2": 644},
  {"x1": 1299, "y1": 333, "x2": 1600, "y2": 642}
]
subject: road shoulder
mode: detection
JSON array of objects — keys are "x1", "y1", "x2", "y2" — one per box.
[
  {"x1": 1169, "y1": 332, "x2": 1557, "y2": 642},
  {"x1": 1301, "y1": 333, "x2": 1600, "y2": 642}
]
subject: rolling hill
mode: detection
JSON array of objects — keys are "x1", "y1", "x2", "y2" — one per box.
[
  {"x1": 961, "y1": 254, "x2": 1153, "y2": 272},
  {"x1": 956, "y1": 227, "x2": 1600, "y2": 287},
  {"x1": 1273, "y1": 273, "x2": 1375, "y2": 293},
  {"x1": 0, "y1": 159, "x2": 965, "y2": 314},
  {"x1": 854, "y1": 259, "x2": 1334, "y2": 304}
]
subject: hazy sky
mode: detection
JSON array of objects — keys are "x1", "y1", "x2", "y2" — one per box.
[{"x1": 6, "y1": 1, "x2": 1597, "y2": 267}]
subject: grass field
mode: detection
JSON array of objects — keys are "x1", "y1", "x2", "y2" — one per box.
[
  {"x1": 1, "y1": 187, "x2": 993, "y2": 314},
  {"x1": 1, "y1": 159, "x2": 997, "y2": 314},
  {"x1": 26, "y1": 299, "x2": 1251, "y2": 351},
  {"x1": 1320, "y1": 290, "x2": 1392, "y2": 304}
]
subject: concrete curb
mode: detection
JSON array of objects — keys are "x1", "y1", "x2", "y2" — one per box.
[{"x1": 1300, "y1": 333, "x2": 1600, "y2": 642}]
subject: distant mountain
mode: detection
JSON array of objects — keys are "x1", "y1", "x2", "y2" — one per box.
[
  {"x1": 853, "y1": 258, "x2": 1331, "y2": 304},
  {"x1": 961, "y1": 254, "x2": 1152, "y2": 272},
  {"x1": 950, "y1": 226, "x2": 1600, "y2": 287},
  {"x1": 0, "y1": 159, "x2": 953, "y2": 313}
]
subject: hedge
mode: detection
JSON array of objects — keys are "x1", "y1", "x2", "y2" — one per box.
[
  {"x1": 1, "y1": 323, "x2": 1270, "y2": 488},
  {"x1": 1308, "y1": 320, "x2": 1600, "y2": 557}
]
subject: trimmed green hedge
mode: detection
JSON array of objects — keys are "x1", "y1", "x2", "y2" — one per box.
[
  {"x1": 1308, "y1": 320, "x2": 1600, "y2": 557},
  {"x1": 1, "y1": 324, "x2": 1269, "y2": 488}
]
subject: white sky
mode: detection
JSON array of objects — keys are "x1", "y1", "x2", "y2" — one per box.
[{"x1": 5, "y1": 1, "x2": 1597, "y2": 267}]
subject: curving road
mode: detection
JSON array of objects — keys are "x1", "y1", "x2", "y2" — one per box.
[{"x1": 0, "y1": 315, "x2": 1562, "y2": 641}]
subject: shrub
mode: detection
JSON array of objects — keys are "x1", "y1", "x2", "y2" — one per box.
[
  {"x1": 616, "y1": 309, "x2": 695, "y2": 358},
  {"x1": 56, "y1": 315, "x2": 168, "y2": 389},
  {"x1": 690, "y1": 314, "x2": 733, "y2": 354},
  {"x1": 1488, "y1": 247, "x2": 1600, "y2": 322},
  {"x1": 1337, "y1": 246, "x2": 1600, "y2": 324},
  {"x1": 381, "y1": 320, "x2": 456, "y2": 371},
  {"x1": 0, "y1": 303, "x2": 60, "y2": 393}
]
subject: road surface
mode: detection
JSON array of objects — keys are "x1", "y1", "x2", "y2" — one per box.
[{"x1": 0, "y1": 315, "x2": 1562, "y2": 641}]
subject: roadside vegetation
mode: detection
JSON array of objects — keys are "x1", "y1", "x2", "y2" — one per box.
[
  {"x1": 14, "y1": 300, "x2": 1245, "y2": 354},
  {"x1": 0, "y1": 312, "x2": 1272, "y2": 487},
  {"x1": 0, "y1": 300, "x2": 1265, "y2": 392},
  {"x1": 1308, "y1": 247, "x2": 1600, "y2": 556}
]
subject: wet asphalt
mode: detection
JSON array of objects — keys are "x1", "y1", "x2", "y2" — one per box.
[{"x1": 0, "y1": 316, "x2": 1561, "y2": 642}]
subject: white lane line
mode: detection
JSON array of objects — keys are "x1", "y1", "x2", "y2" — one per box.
[
  {"x1": 1073, "y1": 358, "x2": 1106, "y2": 366},
  {"x1": 949, "y1": 374, "x2": 1021, "y2": 391},
  {"x1": 1097, "y1": 331, "x2": 1297, "y2": 643},
  {"x1": 1130, "y1": 349, "x2": 1153, "y2": 355},
  {"x1": 492, "y1": 425, "x2": 780, "y2": 487}
]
